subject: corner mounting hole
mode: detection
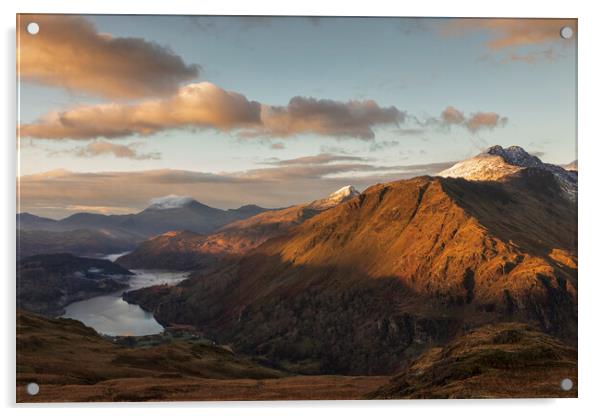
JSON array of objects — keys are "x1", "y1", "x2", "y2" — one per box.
[
  {"x1": 560, "y1": 378, "x2": 573, "y2": 391},
  {"x1": 26, "y1": 382, "x2": 39, "y2": 396},
  {"x1": 560, "y1": 26, "x2": 573, "y2": 40},
  {"x1": 26, "y1": 22, "x2": 39, "y2": 35}
]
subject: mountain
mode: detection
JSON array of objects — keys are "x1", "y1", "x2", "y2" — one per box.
[
  {"x1": 439, "y1": 145, "x2": 577, "y2": 201},
  {"x1": 17, "y1": 253, "x2": 133, "y2": 316},
  {"x1": 17, "y1": 197, "x2": 270, "y2": 256},
  {"x1": 17, "y1": 213, "x2": 60, "y2": 231},
  {"x1": 117, "y1": 187, "x2": 360, "y2": 270},
  {"x1": 17, "y1": 228, "x2": 139, "y2": 258},
  {"x1": 124, "y1": 170, "x2": 577, "y2": 375},
  {"x1": 367, "y1": 322, "x2": 577, "y2": 399},
  {"x1": 308, "y1": 185, "x2": 360, "y2": 210},
  {"x1": 563, "y1": 160, "x2": 578, "y2": 171},
  {"x1": 58, "y1": 197, "x2": 268, "y2": 236}
]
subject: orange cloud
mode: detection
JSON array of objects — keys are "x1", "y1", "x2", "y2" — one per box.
[
  {"x1": 443, "y1": 18, "x2": 576, "y2": 50},
  {"x1": 441, "y1": 106, "x2": 465, "y2": 124},
  {"x1": 18, "y1": 14, "x2": 199, "y2": 98},
  {"x1": 433, "y1": 106, "x2": 508, "y2": 134},
  {"x1": 69, "y1": 141, "x2": 160, "y2": 160},
  {"x1": 465, "y1": 112, "x2": 508, "y2": 133},
  {"x1": 19, "y1": 82, "x2": 404, "y2": 140},
  {"x1": 20, "y1": 82, "x2": 262, "y2": 139}
]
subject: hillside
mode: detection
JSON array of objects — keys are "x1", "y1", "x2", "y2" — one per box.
[
  {"x1": 367, "y1": 322, "x2": 577, "y2": 399},
  {"x1": 118, "y1": 187, "x2": 359, "y2": 270},
  {"x1": 17, "y1": 254, "x2": 133, "y2": 316},
  {"x1": 16, "y1": 311, "x2": 387, "y2": 402},
  {"x1": 125, "y1": 169, "x2": 577, "y2": 375},
  {"x1": 17, "y1": 228, "x2": 139, "y2": 258}
]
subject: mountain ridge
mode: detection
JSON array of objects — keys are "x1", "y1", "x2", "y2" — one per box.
[
  {"x1": 125, "y1": 169, "x2": 576, "y2": 374},
  {"x1": 118, "y1": 186, "x2": 361, "y2": 270},
  {"x1": 439, "y1": 145, "x2": 577, "y2": 201}
]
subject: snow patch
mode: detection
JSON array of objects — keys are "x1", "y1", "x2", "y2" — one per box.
[
  {"x1": 148, "y1": 195, "x2": 195, "y2": 210},
  {"x1": 309, "y1": 185, "x2": 360, "y2": 210},
  {"x1": 438, "y1": 145, "x2": 577, "y2": 201}
]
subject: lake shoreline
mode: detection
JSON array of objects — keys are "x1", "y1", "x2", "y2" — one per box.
[{"x1": 61, "y1": 252, "x2": 190, "y2": 337}]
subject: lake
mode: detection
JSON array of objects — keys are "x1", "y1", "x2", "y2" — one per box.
[{"x1": 62, "y1": 252, "x2": 189, "y2": 336}]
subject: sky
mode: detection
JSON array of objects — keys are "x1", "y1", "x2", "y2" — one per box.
[{"x1": 17, "y1": 15, "x2": 577, "y2": 218}]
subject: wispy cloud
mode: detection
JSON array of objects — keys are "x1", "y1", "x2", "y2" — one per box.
[
  {"x1": 63, "y1": 141, "x2": 161, "y2": 160},
  {"x1": 442, "y1": 18, "x2": 576, "y2": 51},
  {"x1": 18, "y1": 15, "x2": 200, "y2": 98},
  {"x1": 441, "y1": 18, "x2": 575, "y2": 64},
  {"x1": 369, "y1": 140, "x2": 400, "y2": 152},
  {"x1": 503, "y1": 48, "x2": 559, "y2": 64},
  {"x1": 270, "y1": 142, "x2": 286, "y2": 150},
  {"x1": 264, "y1": 153, "x2": 368, "y2": 166}
]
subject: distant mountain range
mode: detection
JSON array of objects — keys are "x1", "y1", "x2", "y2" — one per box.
[
  {"x1": 18, "y1": 198, "x2": 268, "y2": 235},
  {"x1": 118, "y1": 185, "x2": 361, "y2": 270},
  {"x1": 17, "y1": 198, "x2": 270, "y2": 257},
  {"x1": 125, "y1": 146, "x2": 577, "y2": 375}
]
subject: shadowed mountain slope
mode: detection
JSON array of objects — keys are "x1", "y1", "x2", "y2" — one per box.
[{"x1": 17, "y1": 228, "x2": 139, "y2": 259}]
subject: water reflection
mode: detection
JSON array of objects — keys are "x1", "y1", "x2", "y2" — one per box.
[{"x1": 62, "y1": 266, "x2": 188, "y2": 336}]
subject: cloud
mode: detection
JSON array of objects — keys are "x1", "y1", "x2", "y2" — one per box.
[
  {"x1": 264, "y1": 153, "x2": 367, "y2": 166},
  {"x1": 465, "y1": 112, "x2": 508, "y2": 133},
  {"x1": 20, "y1": 82, "x2": 262, "y2": 140},
  {"x1": 396, "y1": 128, "x2": 426, "y2": 136},
  {"x1": 428, "y1": 106, "x2": 508, "y2": 134},
  {"x1": 64, "y1": 205, "x2": 138, "y2": 215},
  {"x1": 251, "y1": 97, "x2": 405, "y2": 140},
  {"x1": 441, "y1": 106, "x2": 465, "y2": 124},
  {"x1": 18, "y1": 159, "x2": 456, "y2": 218},
  {"x1": 369, "y1": 140, "x2": 400, "y2": 152},
  {"x1": 443, "y1": 18, "x2": 576, "y2": 51},
  {"x1": 67, "y1": 141, "x2": 161, "y2": 160},
  {"x1": 270, "y1": 142, "x2": 286, "y2": 150},
  {"x1": 503, "y1": 47, "x2": 558, "y2": 64},
  {"x1": 20, "y1": 82, "x2": 404, "y2": 141},
  {"x1": 18, "y1": 15, "x2": 199, "y2": 98}
]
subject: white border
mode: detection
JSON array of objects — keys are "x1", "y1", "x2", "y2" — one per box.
[{"x1": 3, "y1": 1, "x2": 601, "y2": 414}]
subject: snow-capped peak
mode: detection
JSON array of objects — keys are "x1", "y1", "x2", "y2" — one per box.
[
  {"x1": 483, "y1": 145, "x2": 544, "y2": 168},
  {"x1": 309, "y1": 185, "x2": 360, "y2": 210},
  {"x1": 329, "y1": 185, "x2": 360, "y2": 201},
  {"x1": 438, "y1": 145, "x2": 577, "y2": 201},
  {"x1": 147, "y1": 195, "x2": 195, "y2": 210}
]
